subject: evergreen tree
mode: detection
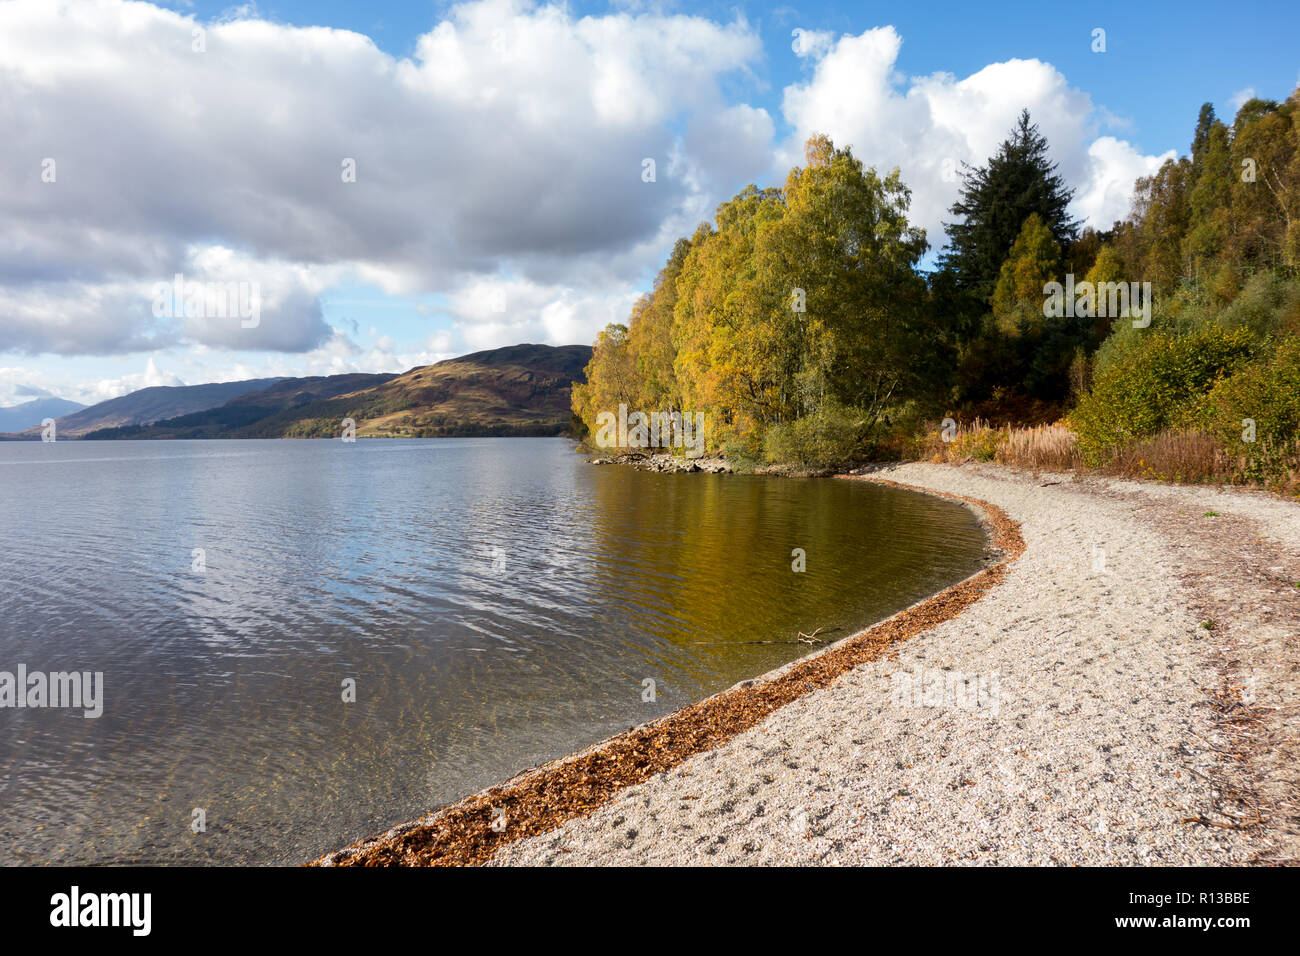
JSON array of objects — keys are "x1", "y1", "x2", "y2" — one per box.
[
  {"x1": 1190, "y1": 102, "x2": 1218, "y2": 176},
  {"x1": 1185, "y1": 119, "x2": 1234, "y2": 275},
  {"x1": 940, "y1": 110, "x2": 1080, "y2": 302}
]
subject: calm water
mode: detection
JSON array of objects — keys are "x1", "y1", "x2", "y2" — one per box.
[{"x1": 0, "y1": 438, "x2": 987, "y2": 865}]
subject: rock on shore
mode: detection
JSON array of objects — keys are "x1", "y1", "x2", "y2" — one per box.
[{"x1": 590, "y1": 453, "x2": 732, "y2": 474}]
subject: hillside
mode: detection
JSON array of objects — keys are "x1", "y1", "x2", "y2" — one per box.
[
  {"x1": 16, "y1": 377, "x2": 286, "y2": 439},
  {"x1": 0, "y1": 397, "x2": 85, "y2": 433},
  {"x1": 265, "y1": 344, "x2": 592, "y2": 438},
  {"x1": 84, "y1": 373, "x2": 398, "y2": 440},
  {"x1": 78, "y1": 344, "x2": 592, "y2": 440}
]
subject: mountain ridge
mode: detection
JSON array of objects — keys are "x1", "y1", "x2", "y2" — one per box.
[
  {"x1": 76, "y1": 343, "x2": 592, "y2": 440},
  {"x1": 0, "y1": 397, "x2": 85, "y2": 433}
]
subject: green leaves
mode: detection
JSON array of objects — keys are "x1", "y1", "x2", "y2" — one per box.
[
  {"x1": 1069, "y1": 324, "x2": 1256, "y2": 464},
  {"x1": 990, "y1": 213, "x2": 1061, "y2": 336}
]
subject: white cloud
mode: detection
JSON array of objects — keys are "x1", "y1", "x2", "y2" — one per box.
[
  {"x1": 89, "y1": 358, "x2": 186, "y2": 402},
  {"x1": 0, "y1": 367, "x2": 81, "y2": 406},
  {"x1": 684, "y1": 104, "x2": 777, "y2": 195},
  {"x1": 445, "y1": 274, "x2": 640, "y2": 349},
  {"x1": 1074, "y1": 138, "x2": 1175, "y2": 230},
  {"x1": 778, "y1": 26, "x2": 1169, "y2": 247},
  {"x1": 790, "y1": 28, "x2": 834, "y2": 59},
  {"x1": 1, "y1": 2, "x2": 1187, "y2": 401},
  {"x1": 1230, "y1": 87, "x2": 1257, "y2": 112},
  {"x1": 0, "y1": 0, "x2": 767, "y2": 356}
]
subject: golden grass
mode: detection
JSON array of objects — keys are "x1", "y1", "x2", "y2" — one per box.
[
  {"x1": 1100, "y1": 430, "x2": 1227, "y2": 483},
  {"x1": 915, "y1": 420, "x2": 1299, "y2": 495},
  {"x1": 996, "y1": 424, "x2": 1083, "y2": 471},
  {"x1": 918, "y1": 419, "x2": 1083, "y2": 472}
]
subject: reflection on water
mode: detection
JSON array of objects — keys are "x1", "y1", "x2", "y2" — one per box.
[{"x1": 0, "y1": 437, "x2": 987, "y2": 864}]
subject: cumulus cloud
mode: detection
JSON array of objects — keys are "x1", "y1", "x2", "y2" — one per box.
[
  {"x1": 778, "y1": 26, "x2": 1169, "y2": 247},
  {"x1": 1074, "y1": 137, "x2": 1176, "y2": 230},
  {"x1": 2, "y1": 1, "x2": 1183, "y2": 402},
  {"x1": 88, "y1": 358, "x2": 186, "y2": 402},
  {"x1": 0, "y1": 0, "x2": 768, "y2": 356},
  {"x1": 443, "y1": 275, "x2": 640, "y2": 351}
]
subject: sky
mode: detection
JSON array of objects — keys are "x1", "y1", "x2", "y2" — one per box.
[{"x1": 2, "y1": 0, "x2": 1298, "y2": 408}]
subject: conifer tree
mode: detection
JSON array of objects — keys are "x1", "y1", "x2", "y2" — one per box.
[{"x1": 940, "y1": 110, "x2": 1080, "y2": 302}]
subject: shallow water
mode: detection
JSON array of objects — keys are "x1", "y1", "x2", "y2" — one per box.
[{"x1": 0, "y1": 437, "x2": 987, "y2": 864}]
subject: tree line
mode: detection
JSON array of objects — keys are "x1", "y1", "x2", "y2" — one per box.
[{"x1": 574, "y1": 88, "x2": 1300, "y2": 484}]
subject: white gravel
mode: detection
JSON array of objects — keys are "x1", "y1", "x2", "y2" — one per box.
[{"x1": 490, "y1": 463, "x2": 1299, "y2": 865}]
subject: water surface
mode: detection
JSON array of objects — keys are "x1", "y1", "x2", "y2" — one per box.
[{"x1": 0, "y1": 437, "x2": 987, "y2": 864}]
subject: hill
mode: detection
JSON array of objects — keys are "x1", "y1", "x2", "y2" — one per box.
[
  {"x1": 0, "y1": 397, "x2": 85, "y2": 433},
  {"x1": 84, "y1": 372, "x2": 398, "y2": 439},
  {"x1": 79, "y1": 344, "x2": 592, "y2": 440},
  {"x1": 17, "y1": 377, "x2": 286, "y2": 439},
  {"x1": 261, "y1": 344, "x2": 593, "y2": 438}
]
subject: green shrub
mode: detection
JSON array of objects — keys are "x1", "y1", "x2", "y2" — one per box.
[
  {"x1": 1070, "y1": 324, "x2": 1256, "y2": 465},
  {"x1": 950, "y1": 424, "x2": 999, "y2": 461},
  {"x1": 1195, "y1": 336, "x2": 1300, "y2": 484},
  {"x1": 762, "y1": 402, "x2": 868, "y2": 469},
  {"x1": 1215, "y1": 273, "x2": 1300, "y2": 340}
]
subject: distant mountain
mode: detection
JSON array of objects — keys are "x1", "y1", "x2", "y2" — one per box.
[
  {"x1": 262, "y1": 343, "x2": 592, "y2": 438},
  {"x1": 0, "y1": 397, "x2": 85, "y2": 433},
  {"x1": 82, "y1": 344, "x2": 593, "y2": 440},
  {"x1": 84, "y1": 372, "x2": 399, "y2": 439},
  {"x1": 17, "y1": 378, "x2": 286, "y2": 438}
]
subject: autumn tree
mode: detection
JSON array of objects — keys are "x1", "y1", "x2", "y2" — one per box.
[
  {"x1": 570, "y1": 323, "x2": 638, "y2": 449},
  {"x1": 627, "y1": 236, "x2": 691, "y2": 411},
  {"x1": 750, "y1": 135, "x2": 929, "y2": 432},
  {"x1": 991, "y1": 213, "x2": 1060, "y2": 336}
]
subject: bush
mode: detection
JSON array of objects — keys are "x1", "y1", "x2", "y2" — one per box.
[
  {"x1": 762, "y1": 402, "x2": 868, "y2": 469},
  {"x1": 915, "y1": 418, "x2": 999, "y2": 463},
  {"x1": 1194, "y1": 335, "x2": 1300, "y2": 487},
  {"x1": 1069, "y1": 324, "x2": 1256, "y2": 465},
  {"x1": 1215, "y1": 272, "x2": 1300, "y2": 340}
]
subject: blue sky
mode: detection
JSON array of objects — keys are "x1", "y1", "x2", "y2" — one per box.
[
  {"x1": 171, "y1": 0, "x2": 1300, "y2": 156},
  {"x1": 2, "y1": 0, "x2": 1298, "y2": 409}
]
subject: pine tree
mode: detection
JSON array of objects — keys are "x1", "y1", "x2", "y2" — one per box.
[
  {"x1": 940, "y1": 110, "x2": 1080, "y2": 302},
  {"x1": 1190, "y1": 102, "x2": 1218, "y2": 177}
]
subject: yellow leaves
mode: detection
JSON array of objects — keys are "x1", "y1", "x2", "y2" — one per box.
[{"x1": 582, "y1": 134, "x2": 930, "y2": 459}]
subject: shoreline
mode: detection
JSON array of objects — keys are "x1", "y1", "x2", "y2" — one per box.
[
  {"x1": 315, "y1": 462, "x2": 1300, "y2": 866},
  {"x1": 311, "y1": 474, "x2": 1023, "y2": 866}
]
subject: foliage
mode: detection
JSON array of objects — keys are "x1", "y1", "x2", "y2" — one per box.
[
  {"x1": 1069, "y1": 325, "x2": 1257, "y2": 464},
  {"x1": 575, "y1": 135, "x2": 932, "y2": 463},
  {"x1": 940, "y1": 109, "x2": 1080, "y2": 302},
  {"x1": 990, "y1": 214, "x2": 1060, "y2": 336},
  {"x1": 576, "y1": 87, "x2": 1300, "y2": 488}
]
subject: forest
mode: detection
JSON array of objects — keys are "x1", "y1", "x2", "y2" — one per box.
[{"x1": 572, "y1": 90, "x2": 1300, "y2": 492}]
